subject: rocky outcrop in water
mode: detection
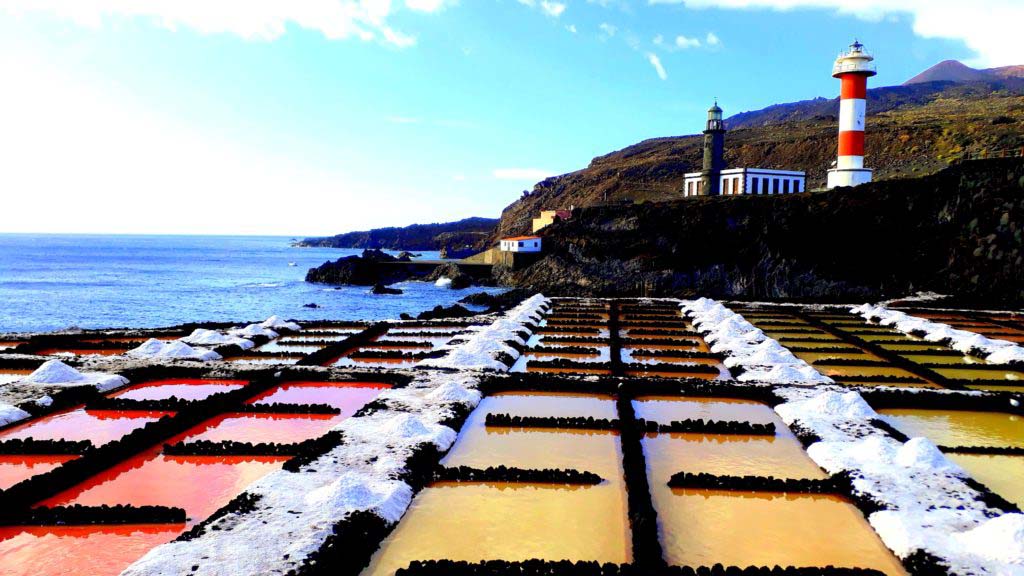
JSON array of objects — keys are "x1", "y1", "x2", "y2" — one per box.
[
  {"x1": 497, "y1": 159, "x2": 1024, "y2": 305},
  {"x1": 305, "y1": 249, "x2": 413, "y2": 286}
]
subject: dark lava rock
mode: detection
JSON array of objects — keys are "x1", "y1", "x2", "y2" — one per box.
[
  {"x1": 306, "y1": 249, "x2": 412, "y2": 286},
  {"x1": 498, "y1": 159, "x2": 1024, "y2": 306},
  {"x1": 302, "y1": 303, "x2": 320, "y2": 309},
  {"x1": 439, "y1": 246, "x2": 477, "y2": 260},
  {"x1": 416, "y1": 304, "x2": 476, "y2": 320},
  {"x1": 459, "y1": 289, "x2": 530, "y2": 313},
  {"x1": 425, "y1": 262, "x2": 473, "y2": 290},
  {"x1": 396, "y1": 251, "x2": 421, "y2": 261},
  {"x1": 371, "y1": 283, "x2": 404, "y2": 295}
]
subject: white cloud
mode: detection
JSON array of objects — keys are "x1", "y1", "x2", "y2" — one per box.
[
  {"x1": 540, "y1": 1, "x2": 567, "y2": 17},
  {"x1": 493, "y1": 168, "x2": 555, "y2": 181},
  {"x1": 0, "y1": 0, "x2": 443, "y2": 48},
  {"x1": 405, "y1": 0, "x2": 457, "y2": 12},
  {"x1": 675, "y1": 34, "x2": 701, "y2": 48},
  {"x1": 566, "y1": 23, "x2": 578, "y2": 33},
  {"x1": 518, "y1": 0, "x2": 567, "y2": 18},
  {"x1": 705, "y1": 31, "x2": 721, "y2": 46},
  {"x1": 599, "y1": 22, "x2": 618, "y2": 38},
  {"x1": 645, "y1": 0, "x2": 1024, "y2": 66},
  {"x1": 646, "y1": 52, "x2": 668, "y2": 79}
]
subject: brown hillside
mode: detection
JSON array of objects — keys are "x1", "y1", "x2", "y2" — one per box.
[{"x1": 495, "y1": 89, "x2": 1024, "y2": 240}]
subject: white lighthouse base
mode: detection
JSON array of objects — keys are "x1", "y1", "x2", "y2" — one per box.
[{"x1": 827, "y1": 168, "x2": 873, "y2": 189}]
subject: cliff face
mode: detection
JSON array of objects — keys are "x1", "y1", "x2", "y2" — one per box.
[
  {"x1": 298, "y1": 217, "x2": 497, "y2": 252},
  {"x1": 495, "y1": 81, "x2": 1024, "y2": 241},
  {"x1": 496, "y1": 159, "x2": 1024, "y2": 305}
]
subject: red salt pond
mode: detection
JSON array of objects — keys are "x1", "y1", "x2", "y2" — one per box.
[
  {"x1": 246, "y1": 381, "x2": 388, "y2": 417},
  {"x1": 0, "y1": 525, "x2": 183, "y2": 576},
  {"x1": 109, "y1": 378, "x2": 248, "y2": 402},
  {"x1": 0, "y1": 369, "x2": 33, "y2": 385},
  {"x1": 41, "y1": 450, "x2": 287, "y2": 522},
  {"x1": 0, "y1": 409, "x2": 170, "y2": 446},
  {"x1": 181, "y1": 412, "x2": 342, "y2": 445},
  {"x1": 37, "y1": 348, "x2": 128, "y2": 357},
  {"x1": 0, "y1": 455, "x2": 77, "y2": 489}
]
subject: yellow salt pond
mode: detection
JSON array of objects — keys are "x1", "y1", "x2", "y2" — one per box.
[
  {"x1": 643, "y1": 432, "x2": 825, "y2": 481},
  {"x1": 933, "y1": 367, "x2": 1024, "y2": 381},
  {"x1": 658, "y1": 490, "x2": 907, "y2": 574},
  {"x1": 948, "y1": 453, "x2": 1024, "y2": 509},
  {"x1": 901, "y1": 354, "x2": 985, "y2": 366},
  {"x1": 359, "y1": 482, "x2": 631, "y2": 576},
  {"x1": 774, "y1": 340, "x2": 846, "y2": 350},
  {"x1": 632, "y1": 396, "x2": 777, "y2": 426},
  {"x1": 964, "y1": 383, "x2": 1024, "y2": 393},
  {"x1": 818, "y1": 366, "x2": 921, "y2": 379},
  {"x1": 767, "y1": 332, "x2": 840, "y2": 341},
  {"x1": 879, "y1": 409, "x2": 1024, "y2": 448},
  {"x1": 855, "y1": 333, "x2": 920, "y2": 342},
  {"x1": 876, "y1": 343, "x2": 949, "y2": 352},
  {"x1": 487, "y1": 392, "x2": 618, "y2": 420},
  {"x1": 441, "y1": 396, "x2": 623, "y2": 480},
  {"x1": 793, "y1": 351, "x2": 876, "y2": 364}
]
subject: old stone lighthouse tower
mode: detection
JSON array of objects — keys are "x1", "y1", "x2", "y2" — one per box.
[{"x1": 700, "y1": 101, "x2": 726, "y2": 196}]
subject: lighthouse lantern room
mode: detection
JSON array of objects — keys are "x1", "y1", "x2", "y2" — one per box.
[{"x1": 827, "y1": 40, "x2": 877, "y2": 189}]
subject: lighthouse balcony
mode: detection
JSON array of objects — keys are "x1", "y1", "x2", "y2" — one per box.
[{"x1": 832, "y1": 59, "x2": 876, "y2": 77}]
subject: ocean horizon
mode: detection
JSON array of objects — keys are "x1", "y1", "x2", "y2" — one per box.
[{"x1": 0, "y1": 233, "x2": 496, "y2": 334}]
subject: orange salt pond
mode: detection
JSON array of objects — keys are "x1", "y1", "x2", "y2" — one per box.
[
  {"x1": 878, "y1": 409, "x2": 1024, "y2": 448},
  {"x1": 633, "y1": 396, "x2": 778, "y2": 426},
  {"x1": 181, "y1": 412, "x2": 342, "y2": 445},
  {"x1": 246, "y1": 381, "x2": 388, "y2": 417},
  {"x1": 0, "y1": 409, "x2": 169, "y2": 446},
  {"x1": 360, "y1": 482, "x2": 632, "y2": 576},
  {"x1": 41, "y1": 450, "x2": 287, "y2": 522},
  {"x1": 0, "y1": 525, "x2": 183, "y2": 576},
  {"x1": 109, "y1": 378, "x2": 248, "y2": 401},
  {"x1": 948, "y1": 454, "x2": 1024, "y2": 509},
  {"x1": 659, "y1": 490, "x2": 906, "y2": 575},
  {"x1": 0, "y1": 455, "x2": 76, "y2": 489}
]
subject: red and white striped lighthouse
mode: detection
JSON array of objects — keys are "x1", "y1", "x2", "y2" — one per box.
[{"x1": 827, "y1": 40, "x2": 876, "y2": 189}]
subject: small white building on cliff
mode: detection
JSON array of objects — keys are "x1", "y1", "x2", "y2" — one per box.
[{"x1": 500, "y1": 236, "x2": 542, "y2": 253}]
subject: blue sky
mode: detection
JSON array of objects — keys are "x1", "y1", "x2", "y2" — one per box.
[{"x1": 0, "y1": 0, "x2": 1017, "y2": 236}]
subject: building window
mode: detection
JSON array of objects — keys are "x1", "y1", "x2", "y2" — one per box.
[
  {"x1": 783, "y1": 180, "x2": 790, "y2": 194},
  {"x1": 751, "y1": 178, "x2": 760, "y2": 195},
  {"x1": 518, "y1": 241, "x2": 524, "y2": 248},
  {"x1": 772, "y1": 179, "x2": 780, "y2": 194},
  {"x1": 794, "y1": 180, "x2": 802, "y2": 193},
  {"x1": 735, "y1": 177, "x2": 742, "y2": 194}
]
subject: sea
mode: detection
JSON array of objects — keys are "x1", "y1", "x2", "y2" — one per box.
[{"x1": 0, "y1": 234, "x2": 502, "y2": 334}]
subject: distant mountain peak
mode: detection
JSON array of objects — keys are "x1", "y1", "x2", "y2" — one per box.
[{"x1": 904, "y1": 60, "x2": 991, "y2": 85}]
